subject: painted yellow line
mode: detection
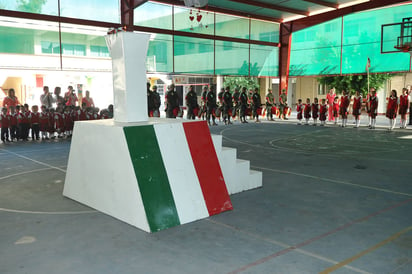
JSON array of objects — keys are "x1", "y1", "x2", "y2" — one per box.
[{"x1": 319, "y1": 226, "x2": 412, "y2": 274}]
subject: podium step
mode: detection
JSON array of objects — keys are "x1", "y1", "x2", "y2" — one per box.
[{"x1": 211, "y1": 134, "x2": 263, "y2": 195}]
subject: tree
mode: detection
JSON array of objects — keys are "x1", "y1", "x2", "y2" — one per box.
[
  {"x1": 318, "y1": 73, "x2": 394, "y2": 96},
  {"x1": 223, "y1": 76, "x2": 259, "y2": 92},
  {"x1": 16, "y1": 0, "x2": 46, "y2": 13}
]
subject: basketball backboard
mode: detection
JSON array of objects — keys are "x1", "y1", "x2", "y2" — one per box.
[{"x1": 381, "y1": 17, "x2": 412, "y2": 54}]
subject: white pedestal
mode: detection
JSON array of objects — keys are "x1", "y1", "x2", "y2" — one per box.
[{"x1": 106, "y1": 32, "x2": 150, "y2": 123}]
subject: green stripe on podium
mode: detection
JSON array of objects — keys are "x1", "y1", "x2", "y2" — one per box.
[{"x1": 123, "y1": 125, "x2": 180, "y2": 232}]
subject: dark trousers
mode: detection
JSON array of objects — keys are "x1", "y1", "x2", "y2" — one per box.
[
  {"x1": 187, "y1": 107, "x2": 195, "y2": 120},
  {"x1": 206, "y1": 106, "x2": 216, "y2": 122},
  {"x1": 1, "y1": 127, "x2": 9, "y2": 141},
  {"x1": 32, "y1": 124, "x2": 40, "y2": 140},
  {"x1": 10, "y1": 125, "x2": 17, "y2": 140},
  {"x1": 19, "y1": 123, "x2": 29, "y2": 140}
]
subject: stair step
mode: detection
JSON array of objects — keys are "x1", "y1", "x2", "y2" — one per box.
[{"x1": 211, "y1": 134, "x2": 222, "y2": 154}]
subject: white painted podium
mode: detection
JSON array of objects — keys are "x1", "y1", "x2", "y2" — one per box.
[
  {"x1": 63, "y1": 32, "x2": 234, "y2": 233},
  {"x1": 105, "y1": 31, "x2": 150, "y2": 123}
]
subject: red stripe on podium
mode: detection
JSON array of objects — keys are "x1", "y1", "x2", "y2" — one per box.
[{"x1": 183, "y1": 121, "x2": 233, "y2": 216}]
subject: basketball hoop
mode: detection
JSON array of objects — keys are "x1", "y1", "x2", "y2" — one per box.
[{"x1": 394, "y1": 45, "x2": 411, "y2": 52}]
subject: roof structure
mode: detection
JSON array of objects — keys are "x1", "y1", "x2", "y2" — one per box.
[{"x1": 135, "y1": 0, "x2": 411, "y2": 25}]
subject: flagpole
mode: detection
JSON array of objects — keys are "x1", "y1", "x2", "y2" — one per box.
[
  {"x1": 366, "y1": 57, "x2": 370, "y2": 92},
  {"x1": 367, "y1": 67, "x2": 370, "y2": 92}
]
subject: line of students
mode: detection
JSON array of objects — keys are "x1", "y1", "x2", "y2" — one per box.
[
  {"x1": 0, "y1": 103, "x2": 114, "y2": 143},
  {"x1": 296, "y1": 87, "x2": 410, "y2": 130}
]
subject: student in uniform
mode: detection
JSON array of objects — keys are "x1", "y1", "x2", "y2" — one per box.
[
  {"x1": 296, "y1": 99, "x2": 303, "y2": 125},
  {"x1": 368, "y1": 88, "x2": 379, "y2": 129},
  {"x1": 399, "y1": 87, "x2": 409, "y2": 129},
  {"x1": 333, "y1": 97, "x2": 340, "y2": 125},
  {"x1": 30, "y1": 105, "x2": 40, "y2": 140},
  {"x1": 39, "y1": 105, "x2": 50, "y2": 140},
  {"x1": 311, "y1": 97, "x2": 319, "y2": 126},
  {"x1": 319, "y1": 98, "x2": 328, "y2": 126},
  {"x1": 0, "y1": 107, "x2": 10, "y2": 143},
  {"x1": 339, "y1": 90, "x2": 350, "y2": 127},
  {"x1": 386, "y1": 89, "x2": 398, "y2": 131},
  {"x1": 304, "y1": 98, "x2": 311, "y2": 125},
  {"x1": 352, "y1": 90, "x2": 362, "y2": 128}
]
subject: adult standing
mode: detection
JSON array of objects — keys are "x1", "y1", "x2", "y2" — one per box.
[
  {"x1": 3, "y1": 88, "x2": 20, "y2": 112},
  {"x1": 40, "y1": 86, "x2": 54, "y2": 109},
  {"x1": 326, "y1": 88, "x2": 336, "y2": 122},
  {"x1": 64, "y1": 85, "x2": 78, "y2": 107},
  {"x1": 232, "y1": 87, "x2": 240, "y2": 121},
  {"x1": 279, "y1": 89, "x2": 288, "y2": 120},
  {"x1": 206, "y1": 86, "x2": 217, "y2": 126},
  {"x1": 147, "y1": 82, "x2": 152, "y2": 116},
  {"x1": 239, "y1": 87, "x2": 249, "y2": 124},
  {"x1": 53, "y1": 87, "x2": 64, "y2": 107},
  {"x1": 222, "y1": 86, "x2": 233, "y2": 125},
  {"x1": 185, "y1": 85, "x2": 198, "y2": 120},
  {"x1": 150, "y1": 85, "x2": 161, "y2": 117},
  {"x1": 265, "y1": 88, "x2": 275, "y2": 121},
  {"x1": 200, "y1": 86, "x2": 208, "y2": 120},
  {"x1": 82, "y1": 90, "x2": 95, "y2": 108},
  {"x1": 165, "y1": 84, "x2": 179, "y2": 118},
  {"x1": 251, "y1": 87, "x2": 261, "y2": 123}
]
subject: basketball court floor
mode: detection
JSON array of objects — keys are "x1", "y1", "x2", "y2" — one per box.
[{"x1": 1, "y1": 117, "x2": 411, "y2": 274}]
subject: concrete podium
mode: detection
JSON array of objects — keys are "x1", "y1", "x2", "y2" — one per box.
[{"x1": 63, "y1": 32, "x2": 261, "y2": 233}]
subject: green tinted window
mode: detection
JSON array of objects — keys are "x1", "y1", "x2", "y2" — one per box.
[
  {"x1": 135, "y1": 2, "x2": 172, "y2": 30},
  {"x1": 0, "y1": 26, "x2": 35, "y2": 54},
  {"x1": 251, "y1": 19, "x2": 279, "y2": 43},
  {"x1": 290, "y1": 18, "x2": 341, "y2": 76},
  {"x1": 174, "y1": 36, "x2": 214, "y2": 74},
  {"x1": 215, "y1": 13, "x2": 249, "y2": 39},
  {"x1": 60, "y1": 0, "x2": 119, "y2": 23},
  {"x1": 1, "y1": 0, "x2": 58, "y2": 15},
  {"x1": 174, "y1": 6, "x2": 213, "y2": 35},
  {"x1": 147, "y1": 34, "x2": 173, "y2": 73},
  {"x1": 250, "y1": 44, "x2": 279, "y2": 77},
  {"x1": 215, "y1": 40, "x2": 249, "y2": 75},
  {"x1": 290, "y1": 4, "x2": 412, "y2": 76}
]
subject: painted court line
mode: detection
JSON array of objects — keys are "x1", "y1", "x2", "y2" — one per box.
[
  {"x1": 319, "y1": 225, "x2": 412, "y2": 273},
  {"x1": 207, "y1": 219, "x2": 371, "y2": 274},
  {"x1": 0, "y1": 207, "x2": 97, "y2": 215},
  {"x1": 252, "y1": 166, "x2": 412, "y2": 198},
  {"x1": 228, "y1": 198, "x2": 412, "y2": 274},
  {"x1": 0, "y1": 149, "x2": 66, "y2": 173},
  {"x1": 0, "y1": 167, "x2": 54, "y2": 181}
]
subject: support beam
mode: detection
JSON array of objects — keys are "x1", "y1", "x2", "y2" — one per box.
[
  {"x1": 279, "y1": 22, "x2": 292, "y2": 95},
  {"x1": 291, "y1": 0, "x2": 411, "y2": 32},
  {"x1": 227, "y1": 0, "x2": 309, "y2": 16},
  {"x1": 303, "y1": 0, "x2": 338, "y2": 9},
  {"x1": 153, "y1": 0, "x2": 282, "y2": 22},
  {"x1": 120, "y1": 0, "x2": 148, "y2": 30}
]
